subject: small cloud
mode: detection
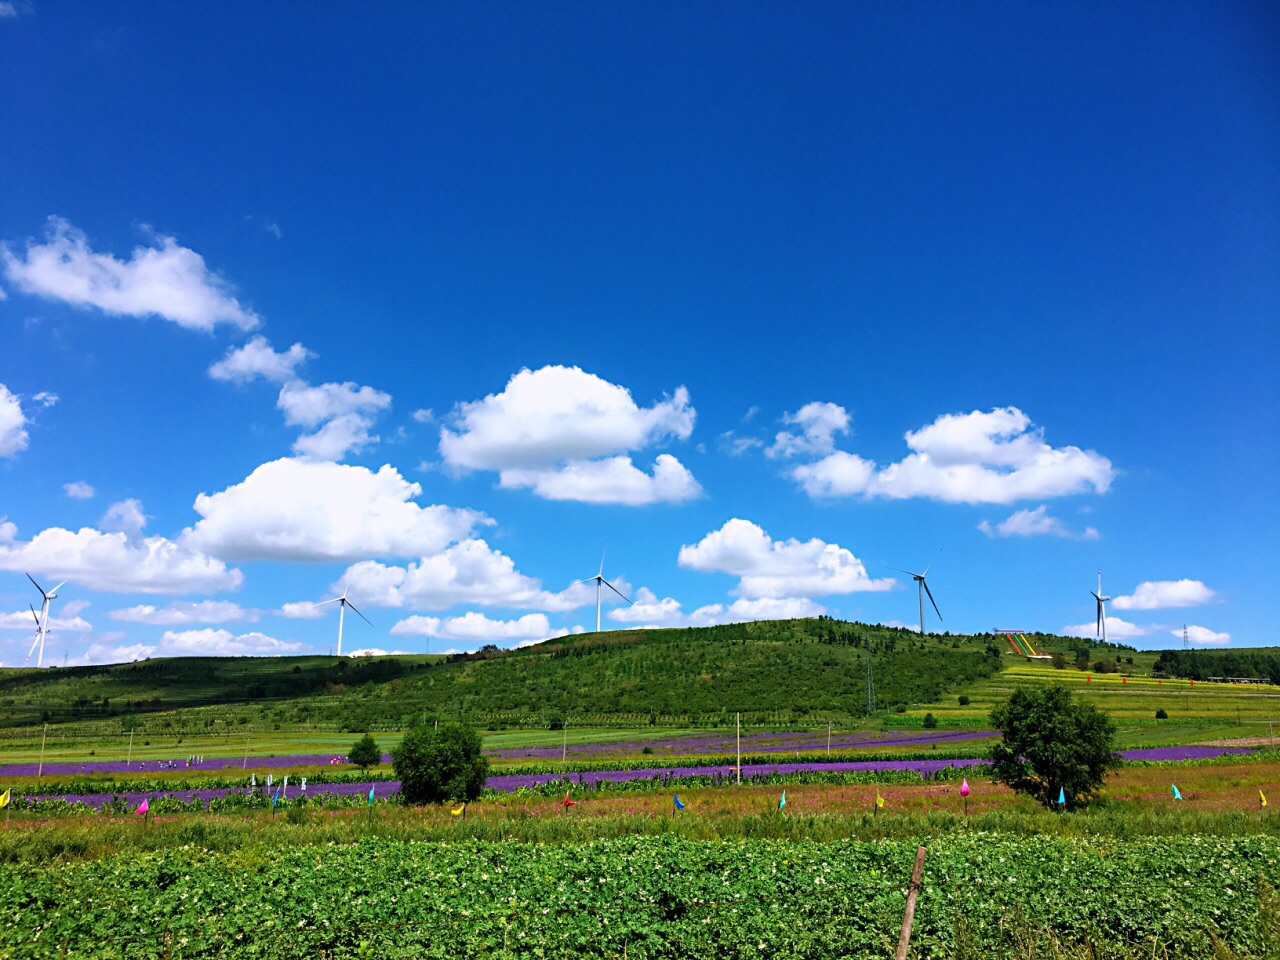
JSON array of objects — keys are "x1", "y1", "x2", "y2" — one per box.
[
  {"x1": 1060, "y1": 616, "x2": 1155, "y2": 640},
  {"x1": 1113, "y1": 580, "x2": 1216, "y2": 611},
  {"x1": 244, "y1": 215, "x2": 283, "y2": 239},
  {"x1": 411, "y1": 408, "x2": 434, "y2": 424},
  {"x1": 717, "y1": 431, "x2": 763, "y2": 456},
  {"x1": 32, "y1": 391, "x2": 58, "y2": 408},
  {"x1": 278, "y1": 601, "x2": 325, "y2": 620},
  {"x1": 1176, "y1": 624, "x2": 1230, "y2": 646},
  {"x1": 0, "y1": 3, "x2": 21, "y2": 19},
  {"x1": 100, "y1": 498, "x2": 148, "y2": 539},
  {"x1": 64, "y1": 481, "x2": 96, "y2": 499},
  {"x1": 978, "y1": 505, "x2": 1099, "y2": 540}
]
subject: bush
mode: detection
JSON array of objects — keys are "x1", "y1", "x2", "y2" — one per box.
[
  {"x1": 348, "y1": 733, "x2": 381, "y2": 772},
  {"x1": 989, "y1": 685, "x2": 1119, "y2": 809},
  {"x1": 1155, "y1": 708, "x2": 1168, "y2": 720},
  {"x1": 923, "y1": 713, "x2": 938, "y2": 729},
  {"x1": 957, "y1": 695, "x2": 970, "y2": 706},
  {"x1": 392, "y1": 722, "x2": 489, "y2": 805}
]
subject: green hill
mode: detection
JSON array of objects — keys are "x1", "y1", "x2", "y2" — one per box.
[{"x1": 0, "y1": 619, "x2": 1139, "y2": 735}]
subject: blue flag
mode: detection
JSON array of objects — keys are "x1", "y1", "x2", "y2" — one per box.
[
  {"x1": 778, "y1": 790, "x2": 787, "y2": 810},
  {"x1": 1056, "y1": 787, "x2": 1065, "y2": 806},
  {"x1": 1171, "y1": 784, "x2": 1183, "y2": 801},
  {"x1": 272, "y1": 787, "x2": 280, "y2": 807},
  {"x1": 673, "y1": 793, "x2": 685, "y2": 811},
  {"x1": 368, "y1": 787, "x2": 375, "y2": 805}
]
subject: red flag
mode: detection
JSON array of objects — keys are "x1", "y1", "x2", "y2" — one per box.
[{"x1": 561, "y1": 792, "x2": 576, "y2": 808}]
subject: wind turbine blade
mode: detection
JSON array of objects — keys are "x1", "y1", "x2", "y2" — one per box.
[
  {"x1": 922, "y1": 548, "x2": 942, "y2": 578},
  {"x1": 314, "y1": 597, "x2": 342, "y2": 606},
  {"x1": 922, "y1": 580, "x2": 942, "y2": 621},
  {"x1": 598, "y1": 552, "x2": 606, "y2": 578},
  {"x1": 26, "y1": 572, "x2": 47, "y2": 597},
  {"x1": 345, "y1": 600, "x2": 373, "y2": 626},
  {"x1": 50, "y1": 581, "x2": 67, "y2": 595},
  {"x1": 887, "y1": 567, "x2": 919, "y2": 578},
  {"x1": 30, "y1": 605, "x2": 40, "y2": 626},
  {"x1": 602, "y1": 578, "x2": 632, "y2": 604},
  {"x1": 579, "y1": 578, "x2": 599, "y2": 586}
]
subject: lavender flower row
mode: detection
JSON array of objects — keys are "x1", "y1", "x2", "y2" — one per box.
[{"x1": 0, "y1": 753, "x2": 394, "y2": 778}]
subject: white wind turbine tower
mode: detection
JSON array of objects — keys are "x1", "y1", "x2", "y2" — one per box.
[
  {"x1": 314, "y1": 584, "x2": 372, "y2": 656},
  {"x1": 890, "y1": 552, "x2": 942, "y2": 636},
  {"x1": 25, "y1": 574, "x2": 67, "y2": 668},
  {"x1": 580, "y1": 555, "x2": 632, "y2": 633},
  {"x1": 1091, "y1": 569, "x2": 1111, "y2": 643}
]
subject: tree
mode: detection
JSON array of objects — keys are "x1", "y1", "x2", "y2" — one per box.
[
  {"x1": 392, "y1": 722, "x2": 488, "y2": 805},
  {"x1": 989, "y1": 685, "x2": 1119, "y2": 809},
  {"x1": 922, "y1": 712, "x2": 938, "y2": 729},
  {"x1": 348, "y1": 733, "x2": 381, "y2": 772}
]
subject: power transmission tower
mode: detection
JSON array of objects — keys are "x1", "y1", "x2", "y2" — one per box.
[
  {"x1": 1183, "y1": 625, "x2": 1190, "y2": 650},
  {"x1": 865, "y1": 635, "x2": 875, "y2": 714}
]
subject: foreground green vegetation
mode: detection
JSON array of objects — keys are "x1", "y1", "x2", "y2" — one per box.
[{"x1": 1, "y1": 831, "x2": 1275, "y2": 958}]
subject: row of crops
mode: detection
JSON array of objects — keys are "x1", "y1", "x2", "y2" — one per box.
[{"x1": 2, "y1": 834, "x2": 1275, "y2": 958}]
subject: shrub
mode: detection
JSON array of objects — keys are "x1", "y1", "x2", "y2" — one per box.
[
  {"x1": 957, "y1": 695, "x2": 971, "y2": 706},
  {"x1": 392, "y1": 722, "x2": 489, "y2": 805},
  {"x1": 923, "y1": 713, "x2": 938, "y2": 729},
  {"x1": 989, "y1": 685, "x2": 1119, "y2": 809},
  {"x1": 1156, "y1": 708, "x2": 1168, "y2": 720},
  {"x1": 348, "y1": 733, "x2": 381, "y2": 772}
]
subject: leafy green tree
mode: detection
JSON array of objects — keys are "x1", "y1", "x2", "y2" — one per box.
[
  {"x1": 348, "y1": 733, "x2": 381, "y2": 772},
  {"x1": 922, "y1": 712, "x2": 938, "y2": 729},
  {"x1": 989, "y1": 685, "x2": 1119, "y2": 809},
  {"x1": 392, "y1": 722, "x2": 488, "y2": 805}
]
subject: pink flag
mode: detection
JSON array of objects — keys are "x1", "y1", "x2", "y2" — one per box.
[
  {"x1": 960, "y1": 779, "x2": 971, "y2": 797},
  {"x1": 134, "y1": 798, "x2": 149, "y2": 815}
]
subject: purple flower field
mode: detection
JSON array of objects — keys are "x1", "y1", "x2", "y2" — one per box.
[
  {"x1": 17, "y1": 745, "x2": 1253, "y2": 808},
  {"x1": 0, "y1": 753, "x2": 394, "y2": 779},
  {"x1": 486, "y1": 729, "x2": 998, "y2": 759}
]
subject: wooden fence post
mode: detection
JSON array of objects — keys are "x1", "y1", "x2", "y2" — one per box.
[{"x1": 894, "y1": 845, "x2": 927, "y2": 960}]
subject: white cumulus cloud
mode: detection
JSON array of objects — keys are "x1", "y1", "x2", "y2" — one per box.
[
  {"x1": 278, "y1": 601, "x2": 326, "y2": 620},
  {"x1": 209, "y1": 335, "x2": 315, "y2": 384},
  {"x1": 2, "y1": 217, "x2": 259, "y2": 331},
  {"x1": 677, "y1": 518, "x2": 892, "y2": 600},
  {"x1": 109, "y1": 601, "x2": 257, "y2": 626},
  {"x1": 158, "y1": 628, "x2": 303, "y2": 656},
  {"x1": 1061, "y1": 616, "x2": 1155, "y2": 641},
  {"x1": 278, "y1": 380, "x2": 392, "y2": 461},
  {"x1": 338, "y1": 539, "x2": 591, "y2": 612},
  {"x1": 100, "y1": 499, "x2": 149, "y2": 539},
  {"x1": 1176, "y1": 624, "x2": 1231, "y2": 646},
  {"x1": 978, "y1": 505, "x2": 1099, "y2": 540},
  {"x1": 1113, "y1": 580, "x2": 1216, "y2": 611},
  {"x1": 0, "y1": 385, "x2": 28, "y2": 456},
  {"x1": 390, "y1": 612, "x2": 555, "y2": 642},
  {"x1": 766, "y1": 402, "x2": 849, "y2": 459},
  {"x1": 439, "y1": 365, "x2": 699, "y2": 504},
  {"x1": 64, "y1": 481, "x2": 96, "y2": 499},
  {"x1": 609, "y1": 590, "x2": 826, "y2": 628},
  {"x1": 793, "y1": 407, "x2": 1113, "y2": 505},
  {"x1": 182, "y1": 458, "x2": 487, "y2": 562},
  {"x1": 0, "y1": 527, "x2": 242, "y2": 594}
]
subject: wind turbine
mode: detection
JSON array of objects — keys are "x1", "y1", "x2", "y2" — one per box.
[
  {"x1": 580, "y1": 555, "x2": 632, "y2": 633},
  {"x1": 25, "y1": 574, "x2": 67, "y2": 669},
  {"x1": 1091, "y1": 569, "x2": 1110, "y2": 643},
  {"x1": 314, "y1": 584, "x2": 371, "y2": 656},
  {"x1": 890, "y1": 553, "x2": 942, "y2": 635}
]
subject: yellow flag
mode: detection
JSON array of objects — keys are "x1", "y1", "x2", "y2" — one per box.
[
  {"x1": 450, "y1": 803, "x2": 465, "y2": 816},
  {"x1": 1262, "y1": 790, "x2": 1268, "y2": 808},
  {"x1": 0, "y1": 788, "x2": 8, "y2": 809},
  {"x1": 875, "y1": 791, "x2": 885, "y2": 809}
]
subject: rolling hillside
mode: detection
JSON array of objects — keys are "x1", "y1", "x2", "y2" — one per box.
[{"x1": 0, "y1": 619, "x2": 1138, "y2": 734}]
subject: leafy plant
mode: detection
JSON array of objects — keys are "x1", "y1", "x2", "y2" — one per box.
[
  {"x1": 391, "y1": 722, "x2": 488, "y2": 805},
  {"x1": 348, "y1": 733, "x2": 381, "y2": 772},
  {"x1": 989, "y1": 684, "x2": 1120, "y2": 809}
]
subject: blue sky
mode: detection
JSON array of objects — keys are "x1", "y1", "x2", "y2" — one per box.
[{"x1": 1, "y1": 2, "x2": 1276, "y2": 663}]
